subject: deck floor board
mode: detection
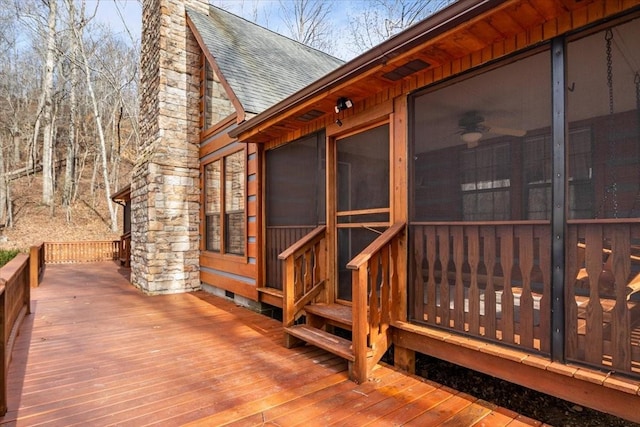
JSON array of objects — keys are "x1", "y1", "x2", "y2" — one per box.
[{"x1": 2, "y1": 262, "x2": 526, "y2": 426}]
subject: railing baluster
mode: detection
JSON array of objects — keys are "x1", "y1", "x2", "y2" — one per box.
[
  {"x1": 499, "y1": 226, "x2": 515, "y2": 344},
  {"x1": 482, "y1": 227, "x2": 497, "y2": 340},
  {"x1": 452, "y1": 226, "x2": 465, "y2": 331},
  {"x1": 584, "y1": 225, "x2": 605, "y2": 365},
  {"x1": 437, "y1": 226, "x2": 450, "y2": 328},
  {"x1": 610, "y1": 224, "x2": 632, "y2": 371},
  {"x1": 425, "y1": 226, "x2": 437, "y2": 325},
  {"x1": 518, "y1": 226, "x2": 535, "y2": 348},
  {"x1": 467, "y1": 226, "x2": 480, "y2": 335}
]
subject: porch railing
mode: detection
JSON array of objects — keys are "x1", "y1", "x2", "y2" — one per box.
[
  {"x1": 267, "y1": 226, "x2": 315, "y2": 290},
  {"x1": 347, "y1": 222, "x2": 406, "y2": 383},
  {"x1": 566, "y1": 220, "x2": 640, "y2": 377},
  {"x1": 44, "y1": 240, "x2": 120, "y2": 264},
  {"x1": 279, "y1": 226, "x2": 327, "y2": 333},
  {"x1": 410, "y1": 222, "x2": 552, "y2": 355},
  {"x1": 1, "y1": 252, "x2": 36, "y2": 416}
]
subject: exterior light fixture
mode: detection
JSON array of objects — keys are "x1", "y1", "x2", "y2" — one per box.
[{"x1": 334, "y1": 97, "x2": 353, "y2": 113}]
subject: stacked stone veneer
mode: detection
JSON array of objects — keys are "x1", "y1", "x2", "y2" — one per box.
[{"x1": 132, "y1": 0, "x2": 210, "y2": 294}]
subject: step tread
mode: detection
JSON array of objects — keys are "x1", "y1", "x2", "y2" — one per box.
[
  {"x1": 284, "y1": 324, "x2": 355, "y2": 361},
  {"x1": 305, "y1": 303, "x2": 352, "y2": 326}
]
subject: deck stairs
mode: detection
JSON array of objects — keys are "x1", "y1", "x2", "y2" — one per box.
[{"x1": 284, "y1": 303, "x2": 372, "y2": 364}]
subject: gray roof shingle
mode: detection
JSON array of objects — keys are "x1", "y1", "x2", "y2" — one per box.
[{"x1": 187, "y1": 5, "x2": 344, "y2": 115}]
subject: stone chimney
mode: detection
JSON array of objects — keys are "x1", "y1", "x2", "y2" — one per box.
[{"x1": 132, "y1": 0, "x2": 210, "y2": 294}]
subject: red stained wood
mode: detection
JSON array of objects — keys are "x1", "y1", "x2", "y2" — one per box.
[{"x1": 2, "y1": 262, "x2": 525, "y2": 426}]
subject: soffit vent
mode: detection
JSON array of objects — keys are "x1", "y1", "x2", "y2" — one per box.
[
  {"x1": 382, "y1": 59, "x2": 431, "y2": 81},
  {"x1": 296, "y1": 109, "x2": 325, "y2": 122}
]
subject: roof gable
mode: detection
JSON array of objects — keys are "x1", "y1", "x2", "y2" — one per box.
[{"x1": 187, "y1": 6, "x2": 344, "y2": 115}]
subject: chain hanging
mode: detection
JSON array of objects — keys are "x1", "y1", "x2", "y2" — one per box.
[{"x1": 604, "y1": 28, "x2": 619, "y2": 218}]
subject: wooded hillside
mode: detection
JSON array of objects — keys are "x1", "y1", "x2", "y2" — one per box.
[{"x1": 0, "y1": 0, "x2": 138, "y2": 242}]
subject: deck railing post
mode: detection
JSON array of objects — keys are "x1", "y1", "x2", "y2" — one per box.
[
  {"x1": 351, "y1": 266, "x2": 369, "y2": 383},
  {"x1": 29, "y1": 245, "x2": 39, "y2": 288},
  {"x1": 0, "y1": 279, "x2": 6, "y2": 416}
]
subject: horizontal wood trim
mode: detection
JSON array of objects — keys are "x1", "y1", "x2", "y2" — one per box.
[
  {"x1": 393, "y1": 322, "x2": 640, "y2": 423},
  {"x1": 247, "y1": 180, "x2": 258, "y2": 197},
  {"x1": 327, "y1": 100, "x2": 393, "y2": 137},
  {"x1": 248, "y1": 220, "x2": 257, "y2": 237},
  {"x1": 200, "y1": 252, "x2": 257, "y2": 277},
  {"x1": 247, "y1": 200, "x2": 257, "y2": 217},
  {"x1": 336, "y1": 207, "x2": 390, "y2": 216},
  {"x1": 258, "y1": 287, "x2": 283, "y2": 308},
  {"x1": 200, "y1": 136, "x2": 240, "y2": 160},
  {"x1": 410, "y1": 220, "x2": 551, "y2": 226},
  {"x1": 247, "y1": 157, "x2": 258, "y2": 175},
  {"x1": 248, "y1": 242, "x2": 257, "y2": 259},
  {"x1": 200, "y1": 270, "x2": 258, "y2": 301},
  {"x1": 200, "y1": 113, "x2": 237, "y2": 141}
]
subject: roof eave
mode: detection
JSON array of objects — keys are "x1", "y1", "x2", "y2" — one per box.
[{"x1": 229, "y1": 0, "x2": 504, "y2": 139}]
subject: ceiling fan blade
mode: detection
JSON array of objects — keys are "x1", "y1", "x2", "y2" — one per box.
[{"x1": 486, "y1": 124, "x2": 526, "y2": 137}]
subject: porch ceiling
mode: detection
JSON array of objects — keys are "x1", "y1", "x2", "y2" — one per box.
[{"x1": 234, "y1": 0, "x2": 603, "y2": 144}]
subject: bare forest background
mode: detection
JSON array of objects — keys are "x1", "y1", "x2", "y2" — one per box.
[{"x1": 0, "y1": 0, "x2": 451, "y2": 250}]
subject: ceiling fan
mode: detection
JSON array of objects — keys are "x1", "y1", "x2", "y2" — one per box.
[{"x1": 458, "y1": 111, "x2": 526, "y2": 148}]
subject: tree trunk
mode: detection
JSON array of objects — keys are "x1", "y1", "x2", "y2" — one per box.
[{"x1": 40, "y1": 0, "x2": 57, "y2": 206}]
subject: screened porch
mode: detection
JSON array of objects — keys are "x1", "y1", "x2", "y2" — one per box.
[{"x1": 409, "y1": 17, "x2": 640, "y2": 378}]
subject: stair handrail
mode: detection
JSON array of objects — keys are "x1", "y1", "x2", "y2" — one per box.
[
  {"x1": 347, "y1": 221, "x2": 406, "y2": 383},
  {"x1": 279, "y1": 225, "x2": 327, "y2": 329}
]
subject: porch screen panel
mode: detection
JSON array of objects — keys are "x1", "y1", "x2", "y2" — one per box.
[
  {"x1": 409, "y1": 49, "x2": 552, "y2": 355},
  {"x1": 266, "y1": 132, "x2": 325, "y2": 289},
  {"x1": 565, "y1": 18, "x2": 640, "y2": 377}
]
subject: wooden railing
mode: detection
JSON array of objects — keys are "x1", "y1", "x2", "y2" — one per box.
[
  {"x1": 410, "y1": 222, "x2": 552, "y2": 355},
  {"x1": 347, "y1": 222, "x2": 406, "y2": 383},
  {"x1": 267, "y1": 226, "x2": 315, "y2": 290},
  {"x1": 279, "y1": 226, "x2": 327, "y2": 337},
  {"x1": 566, "y1": 220, "x2": 640, "y2": 377},
  {"x1": 44, "y1": 240, "x2": 120, "y2": 264},
  {"x1": 119, "y1": 232, "x2": 131, "y2": 267},
  {"x1": 1, "y1": 252, "x2": 36, "y2": 416}
]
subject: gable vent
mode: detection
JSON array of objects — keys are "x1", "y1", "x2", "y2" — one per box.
[
  {"x1": 382, "y1": 59, "x2": 430, "y2": 81},
  {"x1": 296, "y1": 109, "x2": 325, "y2": 122}
]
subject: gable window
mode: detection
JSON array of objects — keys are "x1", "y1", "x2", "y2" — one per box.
[{"x1": 204, "y1": 150, "x2": 245, "y2": 255}]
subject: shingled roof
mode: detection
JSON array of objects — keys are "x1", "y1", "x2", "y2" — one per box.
[{"x1": 186, "y1": 5, "x2": 344, "y2": 115}]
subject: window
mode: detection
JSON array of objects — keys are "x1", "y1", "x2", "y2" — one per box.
[
  {"x1": 461, "y1": 143, "x2": 511, "y2": 221},
  {"x1": 204, "y1": 150, "x2": 245, "y2": 255},
  {"x1": 199, "y1": 55, "x2": 234, "y2": 132}
]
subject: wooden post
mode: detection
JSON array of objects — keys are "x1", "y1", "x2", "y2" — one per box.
[
  {"x1": 29, "y1": 245, "x2": 39, "y2": 288},
  {"x1": 394, "y1": 346, "x2": 416, "y2": 375},
  {"x1": 351, "y1": 266, "x2": 369, "y2": 383}
]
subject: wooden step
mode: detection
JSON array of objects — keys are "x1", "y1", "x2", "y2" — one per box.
[
  {"x1": 284, "y1": 325, "x2": 355, "y2": 361},
  {"x1": 305, "y1": 303, "x2": 353, "y2": 330}
]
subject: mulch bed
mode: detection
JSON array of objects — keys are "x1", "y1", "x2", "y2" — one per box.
[{"x1": 415, "y1": 353, "x2": 639, "y2": 426}]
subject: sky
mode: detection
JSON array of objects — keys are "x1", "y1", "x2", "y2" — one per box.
[
  {"x1": 91, "y1": 0, "x2": 364, "y2": 59},
  {"x1": 92, "y1": 0, "x2": 142, "y2": 41}
]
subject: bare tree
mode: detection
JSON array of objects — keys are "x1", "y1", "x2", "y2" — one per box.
[
  {"x1": 279, "y1": 0, "x2": 336, "y2": 54},
  {"x1": 347, "y1": 0, "x2": 453, "y2": 55}
]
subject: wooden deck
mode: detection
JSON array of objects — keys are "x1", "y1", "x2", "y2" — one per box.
[{"x1": 1, "y1": 262, "x2": 542, "y2": 426}]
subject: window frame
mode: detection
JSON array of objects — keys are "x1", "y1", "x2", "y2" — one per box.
[{"x1": 203, "y1": 147, "x2": 247, "y2": 258}]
